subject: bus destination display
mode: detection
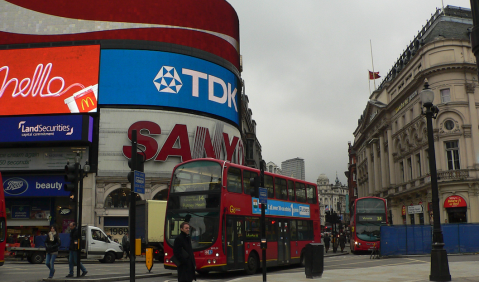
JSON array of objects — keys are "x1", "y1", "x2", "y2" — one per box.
[
  {"x1": 180, "y1": 195, "x2": 207, "y2": 209},
  {"x1": 358, "y1": 215, "x2": 384, "y2": 222}
]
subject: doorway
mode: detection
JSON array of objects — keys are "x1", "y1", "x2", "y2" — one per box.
[
  {"x1": 226, "y1": 217, "x2": 245, "y2": 269},
  {"x1": 277, "y1": 219, "x2": 290, "y2": 264}
]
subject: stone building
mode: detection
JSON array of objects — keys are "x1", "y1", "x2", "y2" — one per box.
[
  {"x1": 351, "y1": 6, "x2": 479, "y2": 226},
  {"x1": 317, "y1": 174, "x2": 348, "y2": 226}
]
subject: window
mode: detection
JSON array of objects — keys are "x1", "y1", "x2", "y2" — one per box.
[
  {"x1": 265, "y1": 175, "x2": 274, "y2": 198},
  {"x1": 0, "y1": 217, "x2": 5, "y2": 242},
  {"x1": 104, "y1": 188, "x2": 141, "y2": 208},
  {"x1": 306, "y1": 185, "x2": 317, "y2": 204},
  {"x1": 91, "y1": 229, "x2": 109, "y2": 242},
  {"x1": 275, "y1": 177, "x2": 287, "y2": 200},
  {"x1": 400, "y1": 161, "x2": 404, "y2": 183},
  {"x1": 407, "y1": 158, "x2": 412, "y2": 180},
  {"x1": 290, "y1": 220, "x2": 297, "y2": 241},
  {"x1": 171, "y1": 161, "x2": 222, "y2": 193},
  {"x1": 287, "y1": 180, "x2": 294, "y2": 201},
  {"x1": 227, "y1": 167, "x2": 242, "y2": 193},
  {"x1": 416, "y1": 153, "x2": 421, "y2": 177},
  {"x1": 243, "y1": 170, "x2": 258, "y2": 195},
  {"x1": 445, "y1": 140, "x2": 460, "y2": 170},
  {"x1": 425, "y1": 151, "x2": 430, "y2": 174},
  {"x1": 295, "y1": 183, "x2": 306, "y2": 203},
  {"x1": 245, "y1": 217, "x2": 260, "y2": 240},
  {"x1": 440, "y1": 89, "x2": 451, "y2": 103},
  {"x1": 297, "y1": 220, "x2": 313, "y2": 240},
  {"x1": 444, "y1": 120, "x2": 455, "y2": 130},
  {"x1": 153, "y1": 189, "x2": 168, "y2": 200},
  {"x1": 266, "y1": 219, "x2": 277, "y2": 241}
]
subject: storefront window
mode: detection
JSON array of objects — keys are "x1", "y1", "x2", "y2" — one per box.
[{"x1": 104, "y1": 188, "x2": 141, "y2": 208}]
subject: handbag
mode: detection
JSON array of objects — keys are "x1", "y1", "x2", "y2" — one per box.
[{"x1": 171, "y1": 248, "x2": 189, "y2": 266}]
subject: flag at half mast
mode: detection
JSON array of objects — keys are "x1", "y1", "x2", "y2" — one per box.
[{"x1": 369, "y1": 71, "x2": 381, "y2": 80}]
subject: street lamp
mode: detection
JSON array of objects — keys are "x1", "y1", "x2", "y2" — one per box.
[{"x1": 420, "y1": 80, "x2": 451, "y2": 281}]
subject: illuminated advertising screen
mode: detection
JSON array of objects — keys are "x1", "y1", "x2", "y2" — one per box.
[
  {"x1": 0, "y1": 45, "x2": 100, "y2": 116},
  {"x1": 99, "y1": 50, "x2": 239, "y2": 125},
  {"x1": 0, "y1": 115, "x2": 93, "y2": 143}
]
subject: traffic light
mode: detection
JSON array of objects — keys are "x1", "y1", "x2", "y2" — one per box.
[
  {"x1": 127, "y1": 152, "x2": 145, "y2": 183},
  {"x1": 249, "y1": 175, "x2": 260, "y2": 198},
  {"x1": 64, "y1": 162, "x2": 79, "y2": 192},
  {"x1": 325, "y1": 211, "x2": 331, "y2": 223}
]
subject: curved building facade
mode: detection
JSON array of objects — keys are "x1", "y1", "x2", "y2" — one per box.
[{"x1": 0, "y1": 0, "x2": 249, "y2": 241}]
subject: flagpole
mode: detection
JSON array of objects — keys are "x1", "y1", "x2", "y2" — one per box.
[
  {"x1": 370, "y1": 39, "x2": 376, "y2": 90},
  {"x1": 368, "y1": 70, "x2": 371, "y2": 96}
]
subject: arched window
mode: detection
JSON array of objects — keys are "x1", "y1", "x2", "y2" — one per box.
[
  {"x1": 104, "y1": 188, "x2": 141, "y2": 208},
  {"x1": 153, "y1": 189, "x2": 168, "y2": 201}
]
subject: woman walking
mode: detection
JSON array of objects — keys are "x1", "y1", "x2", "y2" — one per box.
[{"x1": 45, "y1": 226, "x2": 61, "y2": 279}]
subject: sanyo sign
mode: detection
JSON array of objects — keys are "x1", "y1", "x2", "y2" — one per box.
[{"x1": 99, "y1": 50, "x2": 240, "y2": 125}]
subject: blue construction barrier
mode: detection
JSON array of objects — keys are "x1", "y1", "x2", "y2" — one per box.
[{"x1": 380, "y1": 223, "x2": 479, "y2": 256}]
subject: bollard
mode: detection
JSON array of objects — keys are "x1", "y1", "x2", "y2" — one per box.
[
  {"x1": 305, "y1": 243, "x2": 324, "y2": 279},
  {"x1": 145, "y1": 248, "x2": 154, "y2": 272}
]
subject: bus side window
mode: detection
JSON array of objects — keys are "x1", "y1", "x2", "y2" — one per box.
[
  {"x1": 307, "y1": 185, "x2": 317, "y2": 204},
  {"x1": 266, "y1": 219, "x2": 277, "y2": 242},
  {"x1": 295, "y1": 183, "x2": 306, "y2": 203},
  {"x1": 227, "y1": 167, "x2": 242, "y2": 193},
  {"x1": 288, "y1": 180, "x2": 294, "y2": 201},
  {"x1": 265, "y1": 175, "x2": 274, "y2": 198},
  {"x1": 243, "y1": 170, "x2": 258, "y2": 195},
  {"x1": 290, "y1": 220, "x2": 297, "y2": 241},
  {"x1": 275, "y1": 177, "x2": 287, "y2": 200}
]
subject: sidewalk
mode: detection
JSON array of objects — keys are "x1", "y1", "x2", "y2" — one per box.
[{"x1": 230, "y1": 261, "x2": 479, "y2": 282}]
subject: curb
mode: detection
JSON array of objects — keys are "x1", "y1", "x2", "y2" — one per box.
[{"x1": 43, "y1": 272, "x2": 172, "y2": 282}]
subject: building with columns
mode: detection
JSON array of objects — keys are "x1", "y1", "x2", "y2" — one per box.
[
  {"x1": 317, "y1": 174, "x2": 348, "y2": 227},
  {"x1": 351, "y1": 6, "x2": 479, "y2": 226}
]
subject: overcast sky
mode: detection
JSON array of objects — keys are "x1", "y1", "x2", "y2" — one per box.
[{"x1": 227, "y1": 0, "x2": 472, "y2": 185}]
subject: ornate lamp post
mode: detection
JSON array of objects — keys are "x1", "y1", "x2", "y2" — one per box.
[{"x1": 419, "y1": 81, "x2": 451, "y2": 281}]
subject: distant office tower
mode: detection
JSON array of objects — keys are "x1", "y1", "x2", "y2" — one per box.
[{"x1": 281, "y1": 158, "x2": 305, "y2": 180}]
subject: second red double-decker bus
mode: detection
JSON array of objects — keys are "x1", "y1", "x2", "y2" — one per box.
[
  {"x1": 350, "y1": 197, "x2": 387, "y2": 253},
  {"x1": 0, "y1": 173, "x2": 6, "y2": 266},
  {"x1": 163, "y1": 159, "x2": 320, "y2": 274}
]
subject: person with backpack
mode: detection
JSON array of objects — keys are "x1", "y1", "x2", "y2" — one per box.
[{"x1": 45, "y1": 226, "x2": 61, "y2": 279}]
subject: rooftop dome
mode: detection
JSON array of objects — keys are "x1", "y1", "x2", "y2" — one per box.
[{"x1": 317, "y1": 173, "x2": 329, "y2": 182}]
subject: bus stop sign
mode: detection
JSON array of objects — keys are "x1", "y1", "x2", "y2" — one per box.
[{"x1": 259, "y1": 187, "x2": 267, "y2": 204}]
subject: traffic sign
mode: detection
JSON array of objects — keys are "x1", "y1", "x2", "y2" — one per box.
[
  {"x1": 259, "y1": 187, "x2": 267, "y2": 204},
  {"x1": 134, "y1": 170, "x2": 145, "y2": 194}
]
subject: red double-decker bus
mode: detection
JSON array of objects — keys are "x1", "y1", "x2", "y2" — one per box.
[
  {"x1": 350, "y1": 197, "x2": 387, "y2": 253},
  {"x1": 163, "y1": 159, "x2": 320, "y2": 274},
  {"x1": 0, "y1": 173, "x2": 6, "y2": 266}
]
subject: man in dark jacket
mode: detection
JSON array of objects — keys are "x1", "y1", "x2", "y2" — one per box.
[
  {"x1": 122, "y1": 233, "x2": 130, "y2": 258},
  {"x1": 66, "y1": 222, "x2": 87, "y2": 277},
  {"x1": 173, "y1": 222, "x2": 196, "y2": 282}
]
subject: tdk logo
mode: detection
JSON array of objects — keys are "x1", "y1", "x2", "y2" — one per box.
[
  {"x1": 4, "y1": 177, "x2": 28, "y2": 195},
  {"x1": 153, "y1": 66, "x2": 238, "y2": 112}
]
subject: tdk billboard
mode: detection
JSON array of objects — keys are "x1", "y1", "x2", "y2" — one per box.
[{"x1": 99, "y1": 50, "x2": 239, "y2": 125}]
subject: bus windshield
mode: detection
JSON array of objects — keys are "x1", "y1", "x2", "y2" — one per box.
[
  {"x1": 356, "y1": 223, "x2": 381, "y2": 241},
  {"x1": 171, "y1": 161, "x2": 222, "y2": 193},
  {"x1": 166, "y1": 211, "x2": 219, "y2": 250}
]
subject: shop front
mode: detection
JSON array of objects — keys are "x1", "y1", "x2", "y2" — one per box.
[
  {"x1": 444, "y1": 195, "x2": 467, "y2": 223},
  {"x1": 103, "y1": 217, "x2": 129, "y2": 243},
  {"x1": 3, "y1": 175, "x2": 73, "y2": 242}
]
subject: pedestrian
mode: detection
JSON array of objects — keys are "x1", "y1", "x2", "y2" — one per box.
[
  {"x1": 122, "y1": 233, "x2": 130, "y2": 258},
  {"x1": 339, "y1": 233, "x2": 346, "y2": 252},
  {"x1": 323, "y1": 233, "x2": 330, "y2": 253},
  {"x1": 173, "y1": 222, "x2": 196, "y2": 282},
  {"x1": 66, "y1": 222, "x2": 88, "y2": 277},
  {"x1": 45, "y1": 226, "x2": 61, "y2": 279}
]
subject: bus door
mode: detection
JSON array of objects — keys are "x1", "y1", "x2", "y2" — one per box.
[
  {"x1": 226, "y1": 217, "x2": 245, "y2": 270},
  {"x1": 277, "y1": 219, "x2": 290, "y2": 264}
]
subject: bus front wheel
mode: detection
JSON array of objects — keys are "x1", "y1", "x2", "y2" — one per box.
[{"x1": 245, "y1": 253, "x2": 259, "y2": 275}]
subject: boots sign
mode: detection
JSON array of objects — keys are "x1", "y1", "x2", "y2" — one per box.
[{"x1": 98, "y1": 109, "x2": 244, "y2": 177}]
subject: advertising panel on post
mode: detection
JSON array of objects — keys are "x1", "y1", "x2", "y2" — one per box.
[
  {"x1": 0, "y1": 115, "x2": 93, "y2": 143},
  {"x1": 99, "y1": 50, "x2": 239, "y2": 125},
  {"x1": 98, "y1": 108, "x2": 244, "y2": 177},
  {"x1": 3, "y1": 175, "x2": 71, "y2": 197},
  {"x1": 0, "y1": 45, "x2": 100, "y2": 116}
]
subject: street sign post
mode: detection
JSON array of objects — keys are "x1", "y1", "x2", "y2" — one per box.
[
  {"x1": 259, "y1": 187, "x2": 267, "y2": 204},
  {"x1": 133, "y1": 170, "x2": 145, "y2": 194}
]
